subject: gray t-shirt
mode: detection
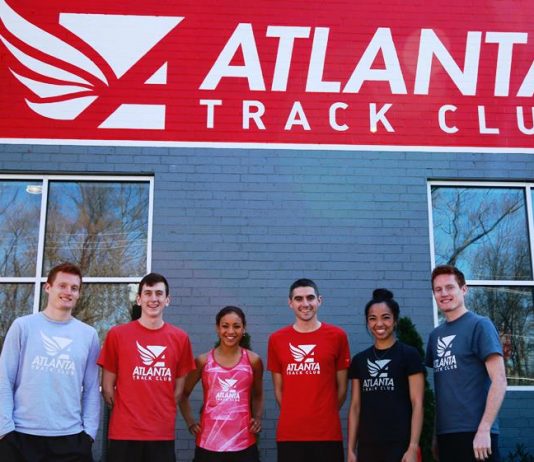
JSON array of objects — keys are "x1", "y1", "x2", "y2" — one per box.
[{"x1": 426, "y1": 311, "x2": 503, "y2": 435}]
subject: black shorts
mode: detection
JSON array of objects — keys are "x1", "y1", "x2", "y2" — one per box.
[
  {"x1": 107, "y1": 439, "x2": 175, "y2": 462},
  {"x1": 277, "y1": 441, "x2": 344, "y2": 462},
  {"x1": 0, "y1": 430, "x2": 93, "y2": 462},
  {"x1": 437, "y1": 432, "x2": 500, "y2": 462},
  {"x1": 193, "y1": 444, "x2": 260, "y2": 462},
  {"x1": 357, "y1": 441, "x2": 408, "y2": 462}
]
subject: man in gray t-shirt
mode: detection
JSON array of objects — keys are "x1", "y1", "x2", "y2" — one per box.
[{"x1": 425, "y1": 265, "x2": 507, "y2": 462}]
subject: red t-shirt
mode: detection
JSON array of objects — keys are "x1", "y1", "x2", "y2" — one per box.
[
  {"x1": 98, "y1": 320, "x2": 195, "y2": 440},
  {"x1": 267, "y1": 323, "x2": 350, "y2": 441}
]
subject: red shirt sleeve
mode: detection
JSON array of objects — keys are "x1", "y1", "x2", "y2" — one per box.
[
  {"x1": 175, "y1": 333, "x2": 195, "y2": 378},
  {"x1": 97, "y1": 327, "x2": 118, "y2": 373},
  {"x1": 267, "y1": 334, "x2": 282, "y2": 373},
  {"x1": 336, "y1": 329, "x2": 351, "y2": 370}
]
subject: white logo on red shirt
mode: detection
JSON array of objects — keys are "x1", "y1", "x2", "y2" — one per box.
[
  {"x1": 133, "y1": 341, "x2": 172, "y2": 381},
  {"x1": 286, "y1": 343, "x2": 321, "y2": 375},
  {"x1": 137, "y1": 341, "x2": 167, "y2": 367},
  {"x1": 289, "y1": 343, "x2": 316, "y2": 362}
]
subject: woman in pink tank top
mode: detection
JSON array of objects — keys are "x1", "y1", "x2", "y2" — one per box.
[{"x1": 180, "y1": 306, "x2": 264, "y2": 462}]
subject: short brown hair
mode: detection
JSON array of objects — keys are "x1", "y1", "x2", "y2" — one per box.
[
  {"x1": 431, "y1": 264, "x2": 466, "y2": 289},
  {"x1": 289, "y1": 278, "x2": 320, "y2": 298},
  {"x1": 46, "y1": 262, "x2": 83, "y2": 286},
  {"x1": 138, "y1": 273, "x2": 169, "y2": 296}
]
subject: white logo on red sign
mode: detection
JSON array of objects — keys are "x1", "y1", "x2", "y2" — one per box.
[{"x1": 0, "y1": 0, "x2": 182, "y2": 128}]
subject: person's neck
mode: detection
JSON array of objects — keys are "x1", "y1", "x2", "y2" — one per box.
[
  {"x1": 374, "y1": 336, "x2": 396, "y2": 350},
  {"x1": 42, "y1": 306, "x2": 72, "y2": 322},
  {"x1": 215, "y1": 344, "x2": 242, "y2": 368},
  {"x1": 138, "y1": 316, "x2": 164, "y2": 330},
  {"x1": 444, "y1": 306, "x2": 468, "y2": 323},
  {"x1": 293, "y1": 318, "x2": 321, "y2": 333},
  {"x1": 216, "y1": 344, "x2": 241, "y2": 362},
  {"x1": 217, "y1": 342, "x2": 240, "y2": 355}
]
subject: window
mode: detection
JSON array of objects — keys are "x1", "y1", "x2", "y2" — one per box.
[
  {"x1": 0, "y1": 175, "x2": 153, "y2": 347},
  {"x1": 428, "y1": 181, "x2": 534, "y2": 389}
]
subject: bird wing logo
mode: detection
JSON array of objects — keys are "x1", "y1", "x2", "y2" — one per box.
[
  {"x1": 289, "y1": 343, "x2": 316, "y2": 363},
  {"x1": 367, "y1": 358, "x2": 391, "y2": 377},
  {"x1": 217, "y1": 377, "x2": 238, "y2": 392},
  {"x1": 136, "y1": 341, "x2": 167, "y2": 367},
  {"x1": 437, "y1": 335, "x2": 456, "y2": 358},
  {"x1": 0, "y1": 0, "x2": 183, "y2": 127},
  {"x1": 40, "y1": 331, "x2": 72, "y2": 359}
]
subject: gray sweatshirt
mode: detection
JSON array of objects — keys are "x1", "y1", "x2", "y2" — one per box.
[{"x1": 0, "y1": 312, "x2": 100, "y2": 439}]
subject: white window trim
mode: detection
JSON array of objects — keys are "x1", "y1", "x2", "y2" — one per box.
[
  {"x1": 0, "y1": 174, "x2": 154, "y2": 312},
  {"x1": 427, "y1": 180, "x2": 534, "y2": 391}
]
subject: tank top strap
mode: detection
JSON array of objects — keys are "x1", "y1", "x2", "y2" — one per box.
[
  {"x1": 240, "y1": 348, "x2": 252, "y2": 367},
  {"x1": 205, "y1": 349, "x2": 216, "y2": 368}
]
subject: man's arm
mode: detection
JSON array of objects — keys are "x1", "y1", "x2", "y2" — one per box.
[
  {"x1": 271, "y1": 372, "x2": 283, "y2": 407},
  {"x1": 0, "y1": 321, "x2": 20, "y2": 438},
  {"x1": 473, "y1": 353, "x2": 507, "y2": 461},
  {"x1": 336, "y1": 368, "x2": 348, "y2": 409},
  {"x1": 178, "y1": 355, "x2": 205, "y2": 436},
  {"x1": 174, "y1": 376, "x2": 186, "y2": 405},
  {"x1": 81, "y1": 332, "x2": 101, "y2": 440},
  {"x1": 101, "y1": 368, "x2": 117, "y2": 408}
]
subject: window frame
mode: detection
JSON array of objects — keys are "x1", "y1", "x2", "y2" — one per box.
[
  {"x1": 0, "y1": 173, "x2": 154, "y2": 313},
  {"x1": 427, "y1": 180, "x2": 534, "y2": 391}
]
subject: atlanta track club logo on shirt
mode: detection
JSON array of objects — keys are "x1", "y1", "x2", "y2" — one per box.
[
  {"x1": 433, "y1": 335, "x2": 458, "y2": 372},
  {"x1": 31, "y1": 331, "x2": 75, "y2": 375},
  {"x1": 363, "y1": 358, "x2": 394, "y2": 391},
  {"x1": 216, "y1": 377, "x2": 241, "y2": 402},
  {"x1": 286, "y1": 343, "x2": 321, "y2": 375},
  {"x1": 132, "y1": 341, "x2": 172, "y2": 381}
]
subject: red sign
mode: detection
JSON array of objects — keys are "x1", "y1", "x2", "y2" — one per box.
[{"x1": 0, "y1": 0, "x2": 533, "y2": 149}]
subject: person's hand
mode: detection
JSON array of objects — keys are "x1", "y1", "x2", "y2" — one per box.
[
  {"x1": 473, "y1": 429, "x2": 492, "y2": 460},
  {"x1": 102, "y1": 392, "x2": 114, "y2": 408},
  {"x1": 249, "y1": 417, "x2": 262, "y2": 434},
  {"x1": 401, "y1": 444, "x2": 419, "y2": 462},
  {"x1": 347, "y1": 448, "x2": 357, "y2": 462},
  {"x1": 188, "y1": 422, "x2": 201, "y2": 436}
]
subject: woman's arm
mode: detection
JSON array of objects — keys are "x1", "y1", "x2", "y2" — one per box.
[
  {"x1": 347, "y1": 379, "x2": 361, "y2": 462},
  {"x1": 249, "y1": 351, "x2": 264, "y2": 434},
  {"x1": 401, "y1": 372, "x2": 425, "y2": 462}
]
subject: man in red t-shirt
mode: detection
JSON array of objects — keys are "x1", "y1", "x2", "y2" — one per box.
[
  {"x1": 267, "y1": 278, "x2": 350, "y2": 462},
  {"x1": 98, "y1": 273, "x2": 195, "y2": 462}
]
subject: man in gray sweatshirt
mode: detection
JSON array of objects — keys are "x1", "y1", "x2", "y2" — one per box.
[{"x1": 0, "y1": 262, "x2": 100, "y2": 462}]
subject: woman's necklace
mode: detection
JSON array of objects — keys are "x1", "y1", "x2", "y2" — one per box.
[{"x1": 373, "y1": 341, "x2": 396, "y2": 360}]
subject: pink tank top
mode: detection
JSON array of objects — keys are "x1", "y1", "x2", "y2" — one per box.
[{"x1": 197, "y1": 348, "x2": 256, "y2": 452}]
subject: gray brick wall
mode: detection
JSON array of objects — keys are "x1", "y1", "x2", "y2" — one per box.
[{"x1": 0, "y1": 144, "x2": 532, "y2": 460}]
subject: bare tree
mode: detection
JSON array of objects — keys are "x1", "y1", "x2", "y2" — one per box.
[{"x1": 0, "y1": 181, "x2": 149, "y2": 346}]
